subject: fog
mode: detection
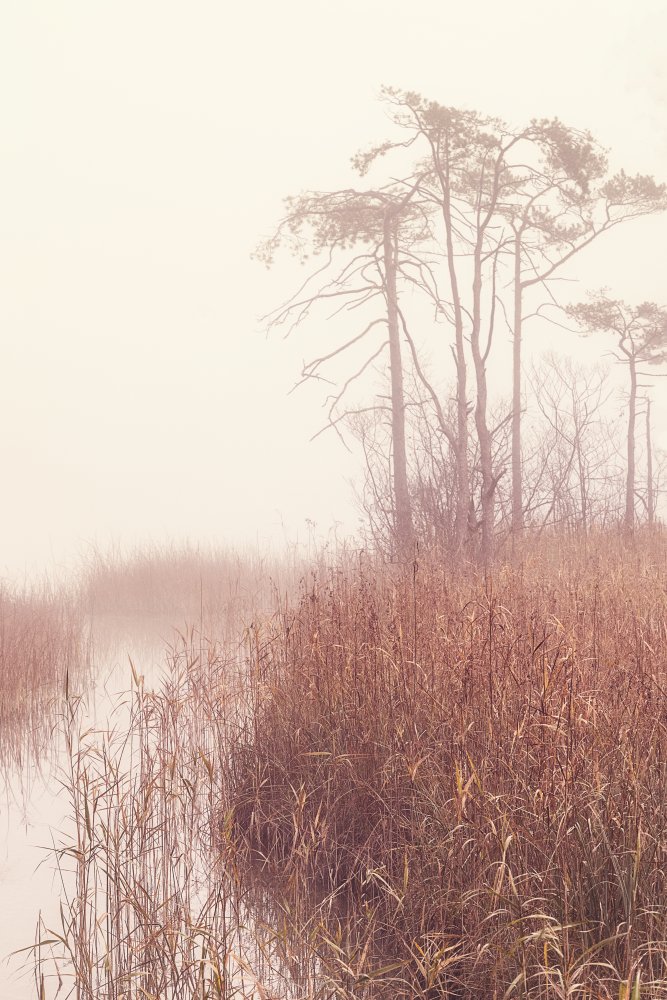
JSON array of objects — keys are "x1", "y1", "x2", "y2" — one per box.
[{"x1": 1, "y1": 1, "x2": 665, "y2": 577}]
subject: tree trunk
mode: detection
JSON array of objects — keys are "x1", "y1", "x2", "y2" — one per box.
[
  {"x1": 471, "y1": 238, "x2": 494, "y2": 564},
  {"x1": 646, "y1": 397, "x2": 654, "y2": 529},
  {"x1": 511, "y1": 234, "x2": 524, "y2": 535},
  {"x1": 576, "y1": 433, "x2": 588, "y2": 534},
  {"x1": 474, "y1": 366, "x2": 494, "y2": 563},
  {"x1": 572, "y1": 385, "x2": 588, "y2": 534},
  {"x1": 625, "y1": 356, "x2": 637, "y2": 531},
  {"x1": 383, "y1": 211, "x2": 414, "y2": 557},
  {"x1": 438, "y1": 151, "x2": 470, "y2": 551},
  {"x1": 454, "y1": 342, "x2": 470, "y2": 549}
]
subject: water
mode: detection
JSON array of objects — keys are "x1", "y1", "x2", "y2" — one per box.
[
  {"x1": 0, "y1": 580, "x2": 310, "y2": 1000},
  {"x1": 0, "y1": 615, "x2": 175, "y2": 999}
]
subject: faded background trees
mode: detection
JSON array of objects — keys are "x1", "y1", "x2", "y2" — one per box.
[
  {"x1": 568, "y1": 296, "x2": 667, "y2": 530},
  {"x1": 260, "y1": 88, "x2": 667, "y2": 561}
]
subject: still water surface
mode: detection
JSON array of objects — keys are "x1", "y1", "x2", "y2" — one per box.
[{"x1": 0, "y1": 614, "x2": 179, "y2": 999}]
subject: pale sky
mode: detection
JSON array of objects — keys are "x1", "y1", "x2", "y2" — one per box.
[{"x1": 0, "y1": 1, "x2": 665, "y2": 577}]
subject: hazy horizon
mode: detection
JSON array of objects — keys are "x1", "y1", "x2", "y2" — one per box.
[{"x1": 1, "y1": 1, "x2": 665, "y2": 578}]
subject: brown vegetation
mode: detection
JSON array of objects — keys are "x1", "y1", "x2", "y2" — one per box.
[
  {"x1": 228, "y1": 530, "x2": 667, "y2": 997},
  {"x1": 80, "y1": 542, "x2": 307, "y2": 642},
  {"x1": 29, "y1": 530, "x2": 667, "y2": 999},
  {"x1": 0, "y1": 580, "x2": 88, "y2": 773}
]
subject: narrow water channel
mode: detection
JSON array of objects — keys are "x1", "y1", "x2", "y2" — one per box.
[{"x1": 0, "y1": 614, "x2": 180, "y2": 998}]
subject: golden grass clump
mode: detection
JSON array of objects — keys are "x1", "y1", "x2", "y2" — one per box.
[
  {"x1": 29, "y1": 530, "x2": 667, "y2": 999},
  {"x1": 227, "y1": 531, "x2": 667, "y2": 998}
]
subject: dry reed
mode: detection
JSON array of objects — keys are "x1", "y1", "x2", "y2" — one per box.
[
  {"x1": 0, "y1": 580, "x2": 88, "y2": 774},
  {"x1": 30, "y1": 530, "x2": 667, "y2": 999},
  {"x1": 228, "y1": 530, "x2": 667, "y2": 998}
]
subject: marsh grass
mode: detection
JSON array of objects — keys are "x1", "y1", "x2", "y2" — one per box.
[
  {"x1": 29, "y1": 530, "x2": 667, "y2": 999},
  {"x1": 0, "y1": 581, "x2": 88, "y2": 774},
  {"x1": 80, "y1": 543, "x2": 314, "y2": 638},
  {"x1": 227, "y1": 530, "x2": 667, "y2": 998},
  {"x1": 30, "y1": 626, "x2": 319, "y2": 999}
]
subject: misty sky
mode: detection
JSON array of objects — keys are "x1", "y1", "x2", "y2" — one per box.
[{"x1": 1, "y1": 1, "x2": 665, "y2": 577}]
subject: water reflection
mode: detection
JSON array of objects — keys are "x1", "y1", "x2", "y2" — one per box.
[
  {"x1": 0, "y1": 614, "x2": 177, "y2": 999},
  {"x1": 1, "y1": 554, "x2": 307, "y2": 999}
]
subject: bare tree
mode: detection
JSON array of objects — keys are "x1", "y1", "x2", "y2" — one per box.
[
  {"x1": 256, "y1": 90, "x2": 666, "y2": 558},
  {"x1": 522, "y1": 356, "x2": 623, "y2": 532},
  {"x1": 494, "y1": 121, "x2": 666, "y2": 534},
  {"x1": 357, "y1": 90, "x2": 526, "y2": 560},
  {"x1": 354, "y1": 90, "x2": 666, "y2": 556},
  {"x1": 568, "y1": 296, "x2": 667, "y2": 530},
  {"x1": 255, "y1": 183, "x2": 435, "y2": 557}
]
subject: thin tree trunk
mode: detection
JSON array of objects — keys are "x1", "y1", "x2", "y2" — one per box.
[
  {"x1": 383, "y1": 211, "x2": 414, "y2": 557},
  {"x1": 576, "y1": 435, "x2": 588, "y2": 534},
  {"x1": 454, "y1": 342, "x2": 470, "y2": 550},
  {"x1": 572, "y1": 386, "x2": 588, "y2": 534},
  {"x1": 438, "y1": 147, "x2": 469, "y2": 550},
  {"x1": 474, "y1": 371, "x2": 494, "y2": 562},
  {"x1": 625, "y1": 356, "x2": 637, "y2": 531},
  {"x1": 471, "y1": 234, "x2": 494, "y2": 564},
  {"x1": 646, "y1": 397, "x2": 654, "y2": 528},
  {"x1": 511, "y1": 233, "x2": 524, "y2": 535}
]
